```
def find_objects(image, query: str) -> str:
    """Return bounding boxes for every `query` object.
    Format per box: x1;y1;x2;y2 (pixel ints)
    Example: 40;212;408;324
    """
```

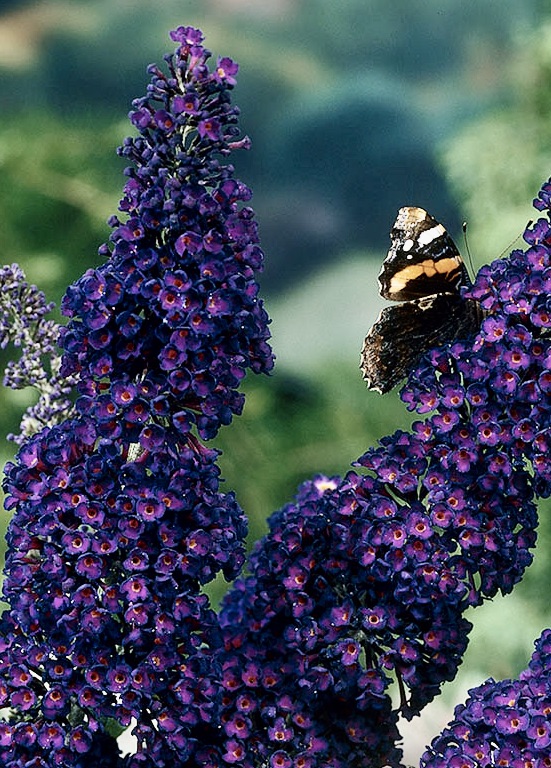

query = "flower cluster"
0;416;246;766
60;25;273;443
422;628;551;767
412;184;551;768
401;198;551;503
214;195;550;766
219;476;403;768
0;264;76;442
0;27;272;767
216;460;533;767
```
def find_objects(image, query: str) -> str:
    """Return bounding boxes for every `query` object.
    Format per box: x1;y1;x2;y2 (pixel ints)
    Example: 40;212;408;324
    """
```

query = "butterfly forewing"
378;206;465;301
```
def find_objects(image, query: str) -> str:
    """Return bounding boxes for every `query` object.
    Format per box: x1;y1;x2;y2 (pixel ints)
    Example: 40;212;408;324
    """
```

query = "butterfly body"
361;206;481;394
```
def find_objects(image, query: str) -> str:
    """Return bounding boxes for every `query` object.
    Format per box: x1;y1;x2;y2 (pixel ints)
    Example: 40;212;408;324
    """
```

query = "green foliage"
214;366;413;545
0;112;124;303
0;0;538;292
440;17;551;263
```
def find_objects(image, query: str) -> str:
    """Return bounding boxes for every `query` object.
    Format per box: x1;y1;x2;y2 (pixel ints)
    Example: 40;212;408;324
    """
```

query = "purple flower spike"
0;264;77;443
217;179;551;766
60;24;274;444
422;629;551;768
0;27;269;767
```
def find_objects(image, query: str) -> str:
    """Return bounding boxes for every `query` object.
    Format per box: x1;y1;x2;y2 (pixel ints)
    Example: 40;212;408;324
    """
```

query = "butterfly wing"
378;206;466;301
360;293;479;393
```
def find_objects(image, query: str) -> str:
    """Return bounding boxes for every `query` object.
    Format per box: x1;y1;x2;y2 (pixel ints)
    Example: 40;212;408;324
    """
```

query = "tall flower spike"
0;27;272;767
60;25;274;444
417;183;551;768
218;184;550;767
1;418;247;766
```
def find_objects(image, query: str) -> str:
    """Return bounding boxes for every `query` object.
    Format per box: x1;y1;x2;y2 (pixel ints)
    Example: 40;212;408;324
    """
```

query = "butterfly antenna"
461;220;475;279
497;220;533;258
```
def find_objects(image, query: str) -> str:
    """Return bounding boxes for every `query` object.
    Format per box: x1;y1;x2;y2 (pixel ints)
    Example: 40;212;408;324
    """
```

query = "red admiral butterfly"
360;206;482;393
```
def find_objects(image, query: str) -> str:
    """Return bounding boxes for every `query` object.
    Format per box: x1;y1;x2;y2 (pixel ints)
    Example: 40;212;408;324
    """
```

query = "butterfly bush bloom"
0;264;76;442
416;183;551;768
60;27;273;442
422;628;551;768
217;191;549;766
1;418;246;766
0;26;273;767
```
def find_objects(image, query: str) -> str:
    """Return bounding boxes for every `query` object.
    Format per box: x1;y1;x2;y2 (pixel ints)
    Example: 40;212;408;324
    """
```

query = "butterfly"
360;206;482;394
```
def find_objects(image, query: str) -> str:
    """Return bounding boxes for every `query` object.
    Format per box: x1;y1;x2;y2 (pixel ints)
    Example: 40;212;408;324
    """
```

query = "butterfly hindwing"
361;293;478;394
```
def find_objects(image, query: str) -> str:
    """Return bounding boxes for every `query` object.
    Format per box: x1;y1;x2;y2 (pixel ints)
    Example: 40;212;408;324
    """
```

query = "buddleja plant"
0;25;549;768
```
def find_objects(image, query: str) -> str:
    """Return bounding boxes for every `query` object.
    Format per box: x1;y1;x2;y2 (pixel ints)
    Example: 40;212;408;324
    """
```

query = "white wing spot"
417;224;445;247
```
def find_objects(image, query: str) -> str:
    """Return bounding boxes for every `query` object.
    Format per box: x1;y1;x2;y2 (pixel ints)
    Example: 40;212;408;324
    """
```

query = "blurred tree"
260;74;456;289
440;15;551;263
0;0;540;291
0;113;123;301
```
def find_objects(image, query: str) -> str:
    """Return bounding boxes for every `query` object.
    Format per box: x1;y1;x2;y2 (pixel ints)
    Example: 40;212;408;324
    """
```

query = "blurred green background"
1;0;550;761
